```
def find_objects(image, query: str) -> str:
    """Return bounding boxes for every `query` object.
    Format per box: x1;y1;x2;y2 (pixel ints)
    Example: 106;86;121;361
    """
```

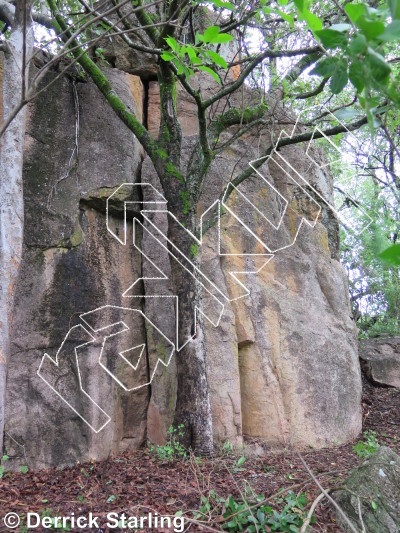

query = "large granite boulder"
1;55;362;469
360;337;400;388
333;446;400;532
2;66;149;469
143;80;362;450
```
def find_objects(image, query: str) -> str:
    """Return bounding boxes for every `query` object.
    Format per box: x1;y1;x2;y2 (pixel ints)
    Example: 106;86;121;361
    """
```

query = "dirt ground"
0;377;399;532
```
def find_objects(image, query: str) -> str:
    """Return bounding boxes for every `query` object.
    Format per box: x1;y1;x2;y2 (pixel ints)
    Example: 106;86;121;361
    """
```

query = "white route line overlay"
37;306;174;431
38;104;373;432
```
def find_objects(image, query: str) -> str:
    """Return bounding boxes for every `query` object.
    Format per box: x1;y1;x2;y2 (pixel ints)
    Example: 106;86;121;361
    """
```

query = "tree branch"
201;115;368;235
202;45;322;109
294;77;329;100
297;453;360;533
0;0;54;28
134;0;159;45
208;103;268;144
77;0;162;55
0;0;14;25
232;115;368;190
283;50;324;84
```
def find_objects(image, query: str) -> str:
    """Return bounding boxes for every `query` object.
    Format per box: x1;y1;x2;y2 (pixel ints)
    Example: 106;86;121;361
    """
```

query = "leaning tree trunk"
0;0;33;451
166;210;214;455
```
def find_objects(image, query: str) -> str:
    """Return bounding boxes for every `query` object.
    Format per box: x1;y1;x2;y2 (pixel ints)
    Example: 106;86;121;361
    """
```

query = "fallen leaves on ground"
0;378;398;532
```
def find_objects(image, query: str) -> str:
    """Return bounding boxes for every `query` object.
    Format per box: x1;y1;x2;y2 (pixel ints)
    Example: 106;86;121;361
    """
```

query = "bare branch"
300;491;329;533
230;115;368;190
294;77;329;100
202;45;322;109
0;0;14;25
0;0;54;28
77;0;162;55
298;453;359;533
201;115;368;235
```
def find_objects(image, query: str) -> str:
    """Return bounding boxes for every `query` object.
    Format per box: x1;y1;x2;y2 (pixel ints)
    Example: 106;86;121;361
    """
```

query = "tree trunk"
0;0;33;451
166;209;214;455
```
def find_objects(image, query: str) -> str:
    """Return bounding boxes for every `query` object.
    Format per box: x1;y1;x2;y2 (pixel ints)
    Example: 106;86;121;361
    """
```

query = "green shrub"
148;424;187;462
0;454;9;478
195;489;309;532
353;430;380;458
222;491;308;532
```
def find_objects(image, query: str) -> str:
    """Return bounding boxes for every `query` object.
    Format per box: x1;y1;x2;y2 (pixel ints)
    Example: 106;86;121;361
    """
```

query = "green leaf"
107;494;117;503
20;465;28;474
330;62;348;93
334;108;360;120
209;33;233;44
349;61;365;91
371;500;378;511
175;61;184;75
293;0;304;11
203;25;220;43
365;105;379;134
208;0;235;10
161;52;175;61
303;9;323;31
366;48;391;82
237;456;246;466
330;23;352;32
277;0;289;5
202;25;232;44
356;17;385;40
315;29;348;48
388;0;400;19
198;65;221;83
310;56;339;77
186;46;198;64
345;3;365;22
348;33;368;54
205;50;227;68
378;244;400;265
165;36;178;51
379;20;400;41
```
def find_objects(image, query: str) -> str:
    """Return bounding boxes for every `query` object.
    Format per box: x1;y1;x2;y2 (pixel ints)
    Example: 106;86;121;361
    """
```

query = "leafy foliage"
148;424;187;462
196;489;310;532
161;27;233;82
0;454;8;478
302;1;400;131
353;430;380;458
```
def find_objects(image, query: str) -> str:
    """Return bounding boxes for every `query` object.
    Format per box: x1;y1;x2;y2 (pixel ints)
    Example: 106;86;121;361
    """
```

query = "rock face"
145;83;362;450
333;446;400;532
1;56;362;469
360;337;400;388
3;67;149;469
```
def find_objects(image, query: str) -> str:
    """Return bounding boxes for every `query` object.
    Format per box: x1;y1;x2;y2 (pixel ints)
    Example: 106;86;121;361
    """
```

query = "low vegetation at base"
148;424;187;462
195;489;310;533
352;429;380;458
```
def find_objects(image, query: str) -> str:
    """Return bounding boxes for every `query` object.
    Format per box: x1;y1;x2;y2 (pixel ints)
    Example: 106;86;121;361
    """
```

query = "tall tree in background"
1;0;399;453
0;0;33;450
